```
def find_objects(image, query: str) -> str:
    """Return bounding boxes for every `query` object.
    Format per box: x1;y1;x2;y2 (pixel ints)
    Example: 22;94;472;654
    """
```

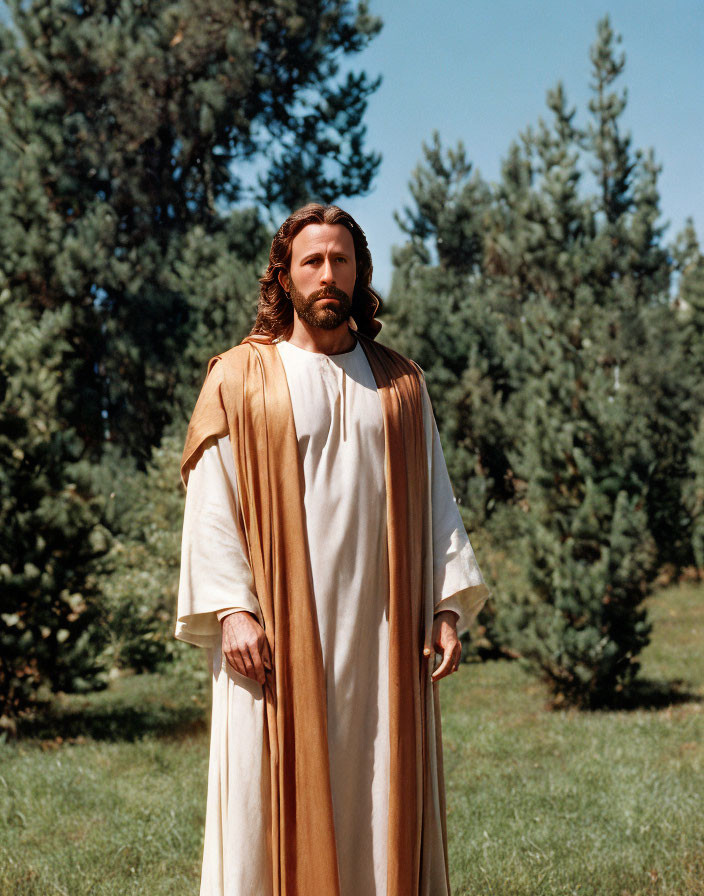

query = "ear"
278;269;290;293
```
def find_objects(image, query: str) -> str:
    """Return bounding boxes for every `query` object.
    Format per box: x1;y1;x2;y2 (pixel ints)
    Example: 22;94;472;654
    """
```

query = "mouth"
310;287;348;303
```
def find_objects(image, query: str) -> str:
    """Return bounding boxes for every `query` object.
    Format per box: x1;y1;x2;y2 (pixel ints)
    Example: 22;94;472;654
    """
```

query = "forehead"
290;223;355;260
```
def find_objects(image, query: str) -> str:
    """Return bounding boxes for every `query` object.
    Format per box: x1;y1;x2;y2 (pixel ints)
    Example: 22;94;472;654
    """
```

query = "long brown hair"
249;204;383;341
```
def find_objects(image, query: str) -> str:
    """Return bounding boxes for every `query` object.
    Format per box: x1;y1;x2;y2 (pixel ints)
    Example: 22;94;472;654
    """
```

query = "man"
177;204;488;896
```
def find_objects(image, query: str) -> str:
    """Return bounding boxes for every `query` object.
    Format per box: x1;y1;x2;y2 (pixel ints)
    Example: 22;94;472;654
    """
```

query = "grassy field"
1;583;702;895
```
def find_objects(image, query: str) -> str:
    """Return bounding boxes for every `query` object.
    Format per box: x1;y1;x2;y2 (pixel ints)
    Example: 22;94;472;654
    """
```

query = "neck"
288;316;357;355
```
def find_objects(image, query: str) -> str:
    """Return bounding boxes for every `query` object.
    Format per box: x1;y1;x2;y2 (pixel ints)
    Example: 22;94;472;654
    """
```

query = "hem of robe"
175;597;264;648
437;583;490;633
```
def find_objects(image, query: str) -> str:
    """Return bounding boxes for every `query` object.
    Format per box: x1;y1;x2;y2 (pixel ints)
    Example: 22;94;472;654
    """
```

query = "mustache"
308;286;350;302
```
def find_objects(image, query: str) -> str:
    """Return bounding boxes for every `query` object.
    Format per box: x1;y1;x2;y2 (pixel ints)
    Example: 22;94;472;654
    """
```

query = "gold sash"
181;333;435;895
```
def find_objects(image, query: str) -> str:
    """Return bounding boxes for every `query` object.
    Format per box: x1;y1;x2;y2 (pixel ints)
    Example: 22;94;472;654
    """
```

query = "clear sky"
343;0;704;292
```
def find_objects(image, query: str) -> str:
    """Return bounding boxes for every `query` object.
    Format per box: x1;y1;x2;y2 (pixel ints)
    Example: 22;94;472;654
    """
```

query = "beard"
289;283;353;330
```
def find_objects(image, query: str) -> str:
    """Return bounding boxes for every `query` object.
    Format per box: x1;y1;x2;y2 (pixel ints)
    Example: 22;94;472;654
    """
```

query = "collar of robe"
181;331;443;895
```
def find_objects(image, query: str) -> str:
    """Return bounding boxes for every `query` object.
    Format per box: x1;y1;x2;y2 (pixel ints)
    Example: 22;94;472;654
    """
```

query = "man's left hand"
429;610;461;682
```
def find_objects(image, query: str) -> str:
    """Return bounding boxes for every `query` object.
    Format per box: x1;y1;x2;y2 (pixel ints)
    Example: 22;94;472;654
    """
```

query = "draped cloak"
179;332;488;895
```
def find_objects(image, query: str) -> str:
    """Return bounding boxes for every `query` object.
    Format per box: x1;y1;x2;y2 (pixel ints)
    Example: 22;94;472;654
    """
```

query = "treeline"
0;6;701;716
0;0;381;715
385;19;704;706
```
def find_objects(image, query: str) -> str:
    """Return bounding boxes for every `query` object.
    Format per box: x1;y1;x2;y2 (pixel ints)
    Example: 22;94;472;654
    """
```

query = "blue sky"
343;0;704;291
2;2;701;293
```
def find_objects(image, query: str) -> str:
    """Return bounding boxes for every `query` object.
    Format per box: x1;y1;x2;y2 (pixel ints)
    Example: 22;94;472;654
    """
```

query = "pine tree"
385;134;510;524
384;135;522;660
97;435;185;674
499;295;656;706
0;0;381;462
588;17;634;231
584;19;687;569
676;224;704;566
495;18;673;704
0;289;110;715
689;417;704;570
387;17;686;703
0;0;382;712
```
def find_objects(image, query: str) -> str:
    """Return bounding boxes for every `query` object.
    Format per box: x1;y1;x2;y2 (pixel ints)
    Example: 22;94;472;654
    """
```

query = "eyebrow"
299;249;351;263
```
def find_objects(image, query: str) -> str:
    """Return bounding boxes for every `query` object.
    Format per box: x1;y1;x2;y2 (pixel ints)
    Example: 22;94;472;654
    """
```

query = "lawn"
443;582;704;896
1;583;702;895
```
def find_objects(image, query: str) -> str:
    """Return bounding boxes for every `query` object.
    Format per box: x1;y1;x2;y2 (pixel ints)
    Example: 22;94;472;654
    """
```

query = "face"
279;223;357;330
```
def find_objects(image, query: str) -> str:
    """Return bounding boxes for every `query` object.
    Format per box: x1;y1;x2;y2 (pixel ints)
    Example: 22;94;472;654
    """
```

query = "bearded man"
176;203;488;896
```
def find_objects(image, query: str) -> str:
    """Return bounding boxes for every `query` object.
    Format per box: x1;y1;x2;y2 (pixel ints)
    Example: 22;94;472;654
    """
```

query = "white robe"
177;338;488;896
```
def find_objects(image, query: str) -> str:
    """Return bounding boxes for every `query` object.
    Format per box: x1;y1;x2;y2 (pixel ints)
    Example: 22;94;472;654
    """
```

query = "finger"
261;637;273;671
240;647;255;679
433;630;450;654
432;648;455;682
233;630;256;680
225;649;247;678
221;631;245;676
246;642;265;685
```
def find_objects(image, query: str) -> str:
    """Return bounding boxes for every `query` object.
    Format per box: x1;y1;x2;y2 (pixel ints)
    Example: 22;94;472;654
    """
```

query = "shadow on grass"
14;698;208;743
610;676;703;711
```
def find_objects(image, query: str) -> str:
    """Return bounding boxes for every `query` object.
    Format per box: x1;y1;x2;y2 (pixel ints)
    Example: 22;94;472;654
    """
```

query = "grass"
0;668;211;896
0;583;702;895
444;582;704;896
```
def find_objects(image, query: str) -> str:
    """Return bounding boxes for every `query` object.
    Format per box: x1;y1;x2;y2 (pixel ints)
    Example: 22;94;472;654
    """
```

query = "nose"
320;256;335;285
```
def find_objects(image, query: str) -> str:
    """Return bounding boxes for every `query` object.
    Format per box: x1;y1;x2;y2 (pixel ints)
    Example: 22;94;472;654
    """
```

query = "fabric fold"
180;332;464;895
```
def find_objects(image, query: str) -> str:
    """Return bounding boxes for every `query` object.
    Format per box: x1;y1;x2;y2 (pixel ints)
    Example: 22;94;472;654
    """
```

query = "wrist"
218;609;257;625
434;609;459;626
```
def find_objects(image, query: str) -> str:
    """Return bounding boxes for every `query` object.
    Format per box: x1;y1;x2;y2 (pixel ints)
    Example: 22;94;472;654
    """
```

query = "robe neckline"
276;325;359;358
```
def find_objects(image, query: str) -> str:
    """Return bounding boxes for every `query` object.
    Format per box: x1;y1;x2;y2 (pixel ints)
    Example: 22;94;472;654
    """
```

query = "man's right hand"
221;611;272;686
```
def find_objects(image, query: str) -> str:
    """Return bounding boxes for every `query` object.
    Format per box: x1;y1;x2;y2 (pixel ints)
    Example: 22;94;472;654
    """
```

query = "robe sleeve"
420;378;490;632
175;434;261;648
